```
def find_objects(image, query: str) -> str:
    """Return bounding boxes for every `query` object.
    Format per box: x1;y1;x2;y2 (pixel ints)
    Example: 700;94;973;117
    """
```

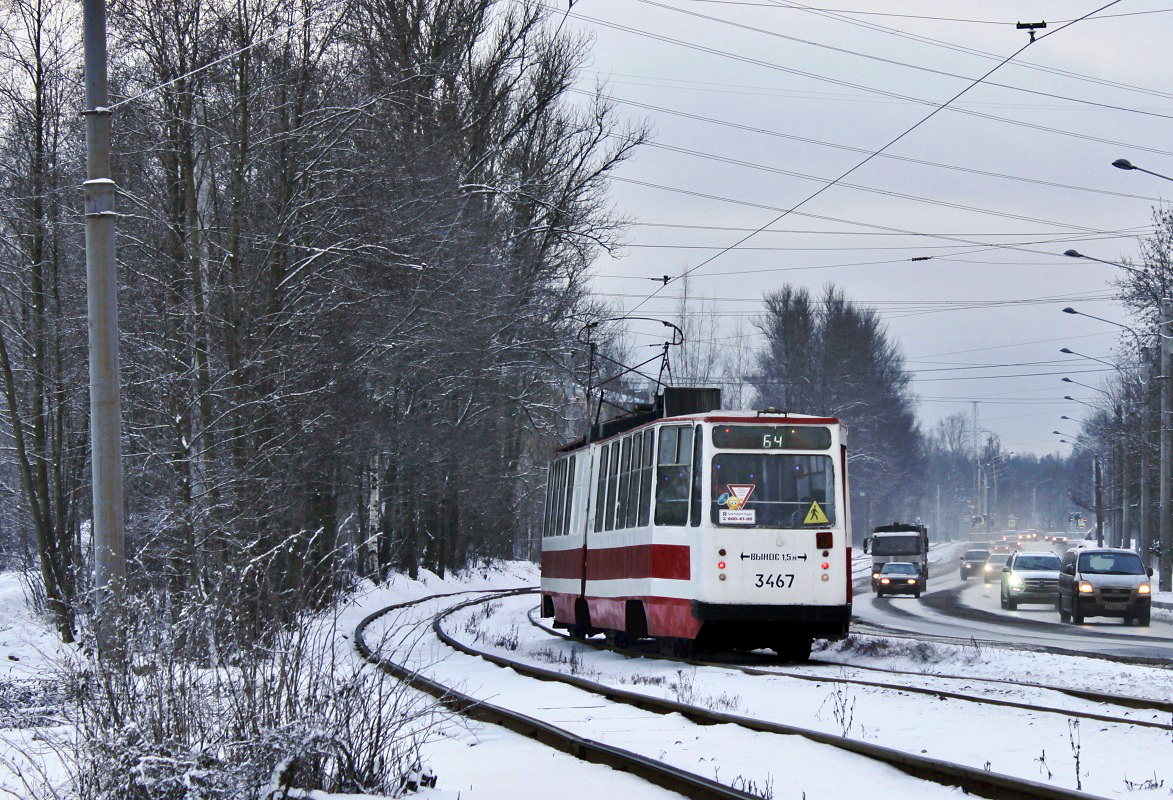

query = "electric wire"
636;0;1173;121
678;0;1173;27
564;9;1173;158
609;175;1144;263
758;0;1173;103
625;137;1157;233
576;91;1169;204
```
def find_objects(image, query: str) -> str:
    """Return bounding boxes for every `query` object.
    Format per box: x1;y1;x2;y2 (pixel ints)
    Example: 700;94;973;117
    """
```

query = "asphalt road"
853;543;1173;661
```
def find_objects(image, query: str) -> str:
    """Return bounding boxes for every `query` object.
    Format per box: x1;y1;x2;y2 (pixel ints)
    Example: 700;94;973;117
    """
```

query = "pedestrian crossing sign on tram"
804;500;829;525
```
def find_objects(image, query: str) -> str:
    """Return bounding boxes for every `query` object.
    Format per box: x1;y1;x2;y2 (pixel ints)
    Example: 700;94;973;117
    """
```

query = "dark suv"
960;548;990;580
1058;548;1153;626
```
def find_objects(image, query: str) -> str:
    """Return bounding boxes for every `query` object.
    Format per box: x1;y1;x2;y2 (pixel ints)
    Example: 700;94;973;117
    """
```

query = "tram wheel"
771;637;812;663
656;637;693;658
604;629;631;648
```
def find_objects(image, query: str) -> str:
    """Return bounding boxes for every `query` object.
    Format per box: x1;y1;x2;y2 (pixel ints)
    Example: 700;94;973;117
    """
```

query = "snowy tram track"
360;591;1111;800
355;588;765;800
525;610;1173;729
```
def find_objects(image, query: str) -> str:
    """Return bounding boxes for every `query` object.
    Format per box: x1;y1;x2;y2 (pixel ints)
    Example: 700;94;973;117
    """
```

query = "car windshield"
881;563;917;575
1078;552;1146;575
964;550;990;560
1013;555;1061;571
871;534;923;556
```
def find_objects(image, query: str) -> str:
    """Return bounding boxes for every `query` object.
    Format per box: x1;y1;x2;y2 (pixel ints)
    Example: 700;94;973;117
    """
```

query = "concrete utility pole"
1094;456;1104;548
83;0;126;653
1140;365;1152;566
1161;299;1173;590
1117;404;1128;549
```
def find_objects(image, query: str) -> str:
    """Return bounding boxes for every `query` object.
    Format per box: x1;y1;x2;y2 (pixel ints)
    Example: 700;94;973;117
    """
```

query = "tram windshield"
710;454;836;528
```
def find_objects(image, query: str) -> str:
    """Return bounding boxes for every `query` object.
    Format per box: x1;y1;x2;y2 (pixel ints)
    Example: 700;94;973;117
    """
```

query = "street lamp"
1060;347;1121;372
1061;306;1149;351
1112;158;1173;183
1061;376;1111;397
1112;159;1173;586
1063;249;1146;278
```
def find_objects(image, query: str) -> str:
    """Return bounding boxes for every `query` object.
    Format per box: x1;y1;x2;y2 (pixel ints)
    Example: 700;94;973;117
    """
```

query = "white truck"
864;523;930;593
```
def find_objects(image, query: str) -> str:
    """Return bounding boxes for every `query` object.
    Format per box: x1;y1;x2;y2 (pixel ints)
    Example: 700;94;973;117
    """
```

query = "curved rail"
526;608;1173;728
355;588;764;800
429;594;1107;800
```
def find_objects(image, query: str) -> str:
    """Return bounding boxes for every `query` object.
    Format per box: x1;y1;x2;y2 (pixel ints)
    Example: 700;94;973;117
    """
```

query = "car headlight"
985;564;993;571
880;578;891;584
1078;581;1094;593
872;572;881;579
1138;583;1151;595
906;578;916;584
1009;576;1024;588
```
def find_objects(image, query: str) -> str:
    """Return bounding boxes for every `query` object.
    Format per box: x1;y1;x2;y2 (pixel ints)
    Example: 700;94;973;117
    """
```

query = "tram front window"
711;454;836;528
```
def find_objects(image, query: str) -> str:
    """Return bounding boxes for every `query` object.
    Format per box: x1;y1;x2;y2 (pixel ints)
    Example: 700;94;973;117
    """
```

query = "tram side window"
626;431;643;529
617;436;633;529
594;444;609;533
638;432;654;526
689;425;703;527
543;464;555;538
655;425;692;526
560;455;575;536
614;436;624;530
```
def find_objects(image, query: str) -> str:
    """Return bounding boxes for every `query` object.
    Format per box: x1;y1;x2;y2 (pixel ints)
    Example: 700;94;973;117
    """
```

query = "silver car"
1000;551;1062;610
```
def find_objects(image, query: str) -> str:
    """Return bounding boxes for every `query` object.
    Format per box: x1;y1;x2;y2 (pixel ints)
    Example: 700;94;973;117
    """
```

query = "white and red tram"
539;389;852;659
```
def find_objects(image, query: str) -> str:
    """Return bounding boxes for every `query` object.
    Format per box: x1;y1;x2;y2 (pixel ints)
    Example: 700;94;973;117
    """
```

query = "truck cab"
864;523;929;593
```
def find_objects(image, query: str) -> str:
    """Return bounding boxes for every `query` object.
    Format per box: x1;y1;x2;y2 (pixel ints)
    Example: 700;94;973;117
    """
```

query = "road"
853;542;1173;661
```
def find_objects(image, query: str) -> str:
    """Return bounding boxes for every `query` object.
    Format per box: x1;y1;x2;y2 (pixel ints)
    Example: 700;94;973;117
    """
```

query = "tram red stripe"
542;544;690;581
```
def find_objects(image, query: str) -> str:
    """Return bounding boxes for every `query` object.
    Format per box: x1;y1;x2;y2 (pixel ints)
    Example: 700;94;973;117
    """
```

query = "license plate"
1103;602;1127;610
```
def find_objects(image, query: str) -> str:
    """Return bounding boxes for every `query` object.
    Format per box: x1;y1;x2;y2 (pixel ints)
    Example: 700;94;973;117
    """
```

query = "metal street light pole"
84;0;126;655
1110;159;1173;586
1061;352;1132;548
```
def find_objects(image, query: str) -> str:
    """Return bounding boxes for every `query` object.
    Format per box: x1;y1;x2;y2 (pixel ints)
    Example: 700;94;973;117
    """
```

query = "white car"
1000;551;1062;610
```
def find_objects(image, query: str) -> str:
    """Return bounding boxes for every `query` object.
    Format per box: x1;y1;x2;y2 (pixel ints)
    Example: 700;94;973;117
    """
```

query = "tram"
539;388;852;660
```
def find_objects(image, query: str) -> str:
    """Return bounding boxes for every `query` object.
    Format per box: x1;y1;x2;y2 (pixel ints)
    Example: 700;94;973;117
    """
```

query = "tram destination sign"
712;425;832;450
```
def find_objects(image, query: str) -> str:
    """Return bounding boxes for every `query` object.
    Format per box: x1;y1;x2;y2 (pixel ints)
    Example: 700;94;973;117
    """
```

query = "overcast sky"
560;0;1173;455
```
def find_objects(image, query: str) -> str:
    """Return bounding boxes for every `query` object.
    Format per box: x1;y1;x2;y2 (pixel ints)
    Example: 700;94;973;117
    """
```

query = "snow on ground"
0;564;698;800
1;561;1170;799
434;592;1173;799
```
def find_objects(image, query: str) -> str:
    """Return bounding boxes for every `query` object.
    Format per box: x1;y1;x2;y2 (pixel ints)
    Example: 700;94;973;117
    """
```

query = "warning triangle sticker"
804;500;830;525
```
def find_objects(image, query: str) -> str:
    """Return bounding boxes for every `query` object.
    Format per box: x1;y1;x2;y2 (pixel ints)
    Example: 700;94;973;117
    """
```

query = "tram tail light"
816;531;833;549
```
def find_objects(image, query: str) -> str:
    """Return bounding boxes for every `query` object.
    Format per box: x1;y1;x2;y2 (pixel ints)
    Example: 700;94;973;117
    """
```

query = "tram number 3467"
754;573;796;588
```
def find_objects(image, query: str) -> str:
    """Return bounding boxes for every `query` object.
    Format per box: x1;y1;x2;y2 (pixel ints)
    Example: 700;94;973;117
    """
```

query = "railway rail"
527;608;1173;727
356;588;1111;800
